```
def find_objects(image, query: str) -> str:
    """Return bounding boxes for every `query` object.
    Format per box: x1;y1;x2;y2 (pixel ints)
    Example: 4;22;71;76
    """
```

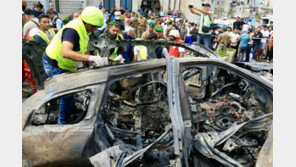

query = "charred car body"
22;39;273;167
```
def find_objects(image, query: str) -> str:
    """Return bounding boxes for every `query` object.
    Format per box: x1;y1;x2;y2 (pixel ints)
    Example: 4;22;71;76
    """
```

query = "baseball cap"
149;21;155;27
222;27;227;31
202;3;211;7
24;8;34;15
108;21;119;25
155;27;163;32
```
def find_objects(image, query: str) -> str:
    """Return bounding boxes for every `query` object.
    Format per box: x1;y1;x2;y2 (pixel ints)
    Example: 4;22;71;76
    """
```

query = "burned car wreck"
22;39;272;167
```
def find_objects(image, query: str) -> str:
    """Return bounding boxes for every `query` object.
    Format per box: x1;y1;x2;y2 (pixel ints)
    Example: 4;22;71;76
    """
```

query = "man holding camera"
189;3;214;49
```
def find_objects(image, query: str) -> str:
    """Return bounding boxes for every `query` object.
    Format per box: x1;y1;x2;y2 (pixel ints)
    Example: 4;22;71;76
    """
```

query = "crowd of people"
22;1;273;64
21;1;274;124
213;17;273;63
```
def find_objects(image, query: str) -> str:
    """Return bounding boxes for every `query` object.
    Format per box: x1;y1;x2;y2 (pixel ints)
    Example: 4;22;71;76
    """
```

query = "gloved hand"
89;55;104;66
120;58;125;64
114;55;123;62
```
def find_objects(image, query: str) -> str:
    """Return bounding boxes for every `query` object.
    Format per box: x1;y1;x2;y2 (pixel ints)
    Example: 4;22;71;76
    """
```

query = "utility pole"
43;0;50;13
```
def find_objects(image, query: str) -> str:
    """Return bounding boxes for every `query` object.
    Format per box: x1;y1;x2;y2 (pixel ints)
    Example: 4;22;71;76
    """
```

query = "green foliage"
215;51;228;58
227;48;236;52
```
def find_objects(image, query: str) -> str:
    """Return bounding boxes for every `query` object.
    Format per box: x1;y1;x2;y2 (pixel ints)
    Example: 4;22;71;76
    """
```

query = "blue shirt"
32;8;44;18
239;34;250;47
99;5;103;10
52;16;63;30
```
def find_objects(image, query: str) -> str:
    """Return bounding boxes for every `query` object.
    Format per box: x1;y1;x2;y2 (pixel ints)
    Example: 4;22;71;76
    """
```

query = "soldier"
155;27;168;41
130;12;139;37
216;27;230;53
141;21;155;40
138;13;147;38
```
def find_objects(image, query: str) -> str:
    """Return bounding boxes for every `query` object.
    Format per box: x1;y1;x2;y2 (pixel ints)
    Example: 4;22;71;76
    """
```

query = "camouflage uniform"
138;17;147;38
130;16;139;37
141;30;155;40
216;32;230;53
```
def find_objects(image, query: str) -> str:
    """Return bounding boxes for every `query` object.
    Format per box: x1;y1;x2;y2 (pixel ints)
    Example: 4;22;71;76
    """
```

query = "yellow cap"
81;6;104;27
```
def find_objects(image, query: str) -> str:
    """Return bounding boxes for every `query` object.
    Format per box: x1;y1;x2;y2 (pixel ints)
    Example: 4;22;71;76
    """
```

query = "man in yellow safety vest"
42;6;105;124
31;14;55;46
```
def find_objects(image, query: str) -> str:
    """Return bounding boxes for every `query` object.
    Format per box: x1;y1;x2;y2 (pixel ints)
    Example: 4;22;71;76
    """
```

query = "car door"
22;83;106;167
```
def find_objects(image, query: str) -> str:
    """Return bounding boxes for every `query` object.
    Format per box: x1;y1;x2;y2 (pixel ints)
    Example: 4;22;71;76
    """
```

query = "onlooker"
238;30;251;62
101;8;108;21
190;24;199;44
125;9;131;18
22;0;27;11
168;30;185;58
180;24;187;42
216;27;230;53
258;25;270;61
155;27;167;41
114;8;121;21
226;27;232;34
251;27;263;61
124;18;131;33
246;29;253;62
32;14;55;46
141;21;156;40
138;13;147;38
73;12;79;19
99;2;103;10
242;20;250;33
123;28;137;62
22;11;27;28
229;28;240;59
233;17;243;31
32;2;44;18
266;33;273;63
49;2;58;16
46;9;63;32
23;9;39;38
166;21;175;38
120;7;126;15
78;9;83;15
185;23;193;44
189;3;214;49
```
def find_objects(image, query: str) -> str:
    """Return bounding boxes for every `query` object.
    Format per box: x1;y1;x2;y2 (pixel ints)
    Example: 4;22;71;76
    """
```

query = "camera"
189;5;193;8
210;23;219;30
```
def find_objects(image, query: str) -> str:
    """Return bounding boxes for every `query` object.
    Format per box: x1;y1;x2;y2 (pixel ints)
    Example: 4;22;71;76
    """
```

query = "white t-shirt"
230;33;240;47
260;30;270;43
186;27;193;36
114;11;121;20
242;24;250;33
124;26;131;33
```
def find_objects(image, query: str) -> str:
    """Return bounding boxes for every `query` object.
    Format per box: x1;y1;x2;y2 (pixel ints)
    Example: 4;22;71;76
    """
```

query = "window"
31;89;92;125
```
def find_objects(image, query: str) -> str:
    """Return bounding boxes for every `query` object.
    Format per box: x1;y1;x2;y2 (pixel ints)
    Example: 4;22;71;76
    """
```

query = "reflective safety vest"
45;17;89;71
109;35;120;65
169;37;182;58
138;46;147;60
32;29;55;45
